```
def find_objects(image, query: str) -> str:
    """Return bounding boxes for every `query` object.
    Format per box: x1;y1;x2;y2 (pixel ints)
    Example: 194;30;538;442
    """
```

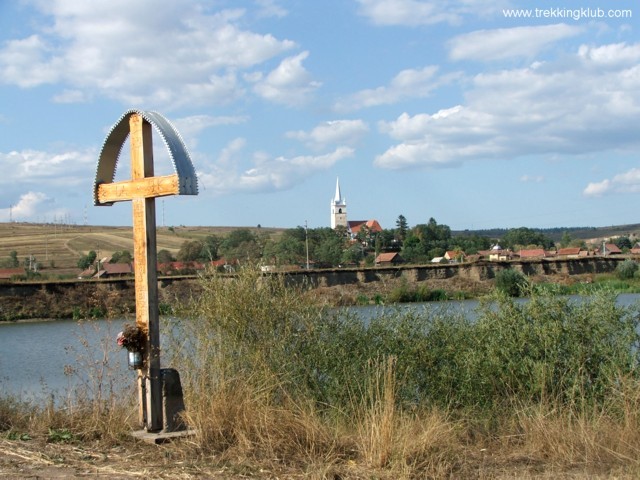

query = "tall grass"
163;267;640;476
3;267;640;477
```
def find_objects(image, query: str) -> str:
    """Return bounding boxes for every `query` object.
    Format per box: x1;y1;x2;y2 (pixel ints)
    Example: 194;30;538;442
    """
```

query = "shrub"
495;268;528;296
617;259;639;279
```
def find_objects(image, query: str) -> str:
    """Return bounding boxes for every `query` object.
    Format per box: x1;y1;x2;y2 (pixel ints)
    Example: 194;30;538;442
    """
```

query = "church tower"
330;177;347;229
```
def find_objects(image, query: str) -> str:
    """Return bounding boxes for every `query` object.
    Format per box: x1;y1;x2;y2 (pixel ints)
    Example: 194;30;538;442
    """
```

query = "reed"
3;267;640;477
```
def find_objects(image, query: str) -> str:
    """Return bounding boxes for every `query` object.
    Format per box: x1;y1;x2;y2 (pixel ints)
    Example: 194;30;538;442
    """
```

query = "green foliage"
157;249;175;264
47;428;74;443
495;268;528;296
77;250;96;270
109;250;132;263
395;214;408;241
616;259;639;279
501;227;554;250
0;250;20;268
613;236;633;251
177;239;204;262
172;271;640;421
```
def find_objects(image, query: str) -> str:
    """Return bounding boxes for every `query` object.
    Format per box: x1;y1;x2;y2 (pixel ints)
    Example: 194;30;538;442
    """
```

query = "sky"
0;0;638;231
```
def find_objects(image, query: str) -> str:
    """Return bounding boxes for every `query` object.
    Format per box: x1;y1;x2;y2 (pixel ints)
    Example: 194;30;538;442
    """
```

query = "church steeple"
330;177;347;229
333;177;343;204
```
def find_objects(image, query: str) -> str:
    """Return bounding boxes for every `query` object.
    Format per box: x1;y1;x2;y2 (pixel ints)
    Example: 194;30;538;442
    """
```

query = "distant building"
348;219;383;237
330;178;347;229
375;252;403;266
519;249;547;259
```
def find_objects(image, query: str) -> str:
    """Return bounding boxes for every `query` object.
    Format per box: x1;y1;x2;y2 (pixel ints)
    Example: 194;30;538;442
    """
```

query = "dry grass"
3;376;640;478
0;222;284;274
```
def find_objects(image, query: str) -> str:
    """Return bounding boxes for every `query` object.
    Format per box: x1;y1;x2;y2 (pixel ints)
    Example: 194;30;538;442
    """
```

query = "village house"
557;247;582;259
375;252;403;266
95;262;133;278
518;248;547;259
444;250;465;263
600;243;623;255
0;268;25;281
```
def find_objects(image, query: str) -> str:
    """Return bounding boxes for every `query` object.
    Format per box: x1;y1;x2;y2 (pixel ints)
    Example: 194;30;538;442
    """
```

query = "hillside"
2;221;639;278
453;223;640;243
0;223;284;276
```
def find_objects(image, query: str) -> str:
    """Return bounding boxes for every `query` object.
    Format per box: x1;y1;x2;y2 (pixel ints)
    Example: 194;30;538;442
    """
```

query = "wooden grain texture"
129;114;163;432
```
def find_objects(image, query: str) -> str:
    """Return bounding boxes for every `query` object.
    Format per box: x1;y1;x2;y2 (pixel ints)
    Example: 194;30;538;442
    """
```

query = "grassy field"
0;222;283;275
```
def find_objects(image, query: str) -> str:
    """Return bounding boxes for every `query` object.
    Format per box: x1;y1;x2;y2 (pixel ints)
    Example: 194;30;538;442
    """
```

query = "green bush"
616;259;639;279
171;269;640;419
495;268;528;296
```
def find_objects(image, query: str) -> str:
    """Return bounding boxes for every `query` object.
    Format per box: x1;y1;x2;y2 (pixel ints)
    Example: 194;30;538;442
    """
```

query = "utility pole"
305;220;310;270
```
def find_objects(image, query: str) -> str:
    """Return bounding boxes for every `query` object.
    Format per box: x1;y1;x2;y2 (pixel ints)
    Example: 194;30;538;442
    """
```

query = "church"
330;178;383;236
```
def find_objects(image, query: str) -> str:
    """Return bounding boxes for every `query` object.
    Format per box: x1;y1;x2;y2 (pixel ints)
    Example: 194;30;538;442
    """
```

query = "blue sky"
0;0;638;231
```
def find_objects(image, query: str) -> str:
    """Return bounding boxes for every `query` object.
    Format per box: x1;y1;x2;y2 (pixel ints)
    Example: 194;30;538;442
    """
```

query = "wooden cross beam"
94;110;197;432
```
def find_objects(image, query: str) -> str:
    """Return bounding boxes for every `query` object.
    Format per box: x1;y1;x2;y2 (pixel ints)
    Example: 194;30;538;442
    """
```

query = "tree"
616;259;638;279
342;244;364;265
157;249;175;264
395;214;408;241
200;235;221;261
502;227;554;250
495;269;528;297
8;250;18;267
77;250;97;270
559;231;573;248
177;240;204;262
219;229;259;260
110;250;132;263
613;236;633;251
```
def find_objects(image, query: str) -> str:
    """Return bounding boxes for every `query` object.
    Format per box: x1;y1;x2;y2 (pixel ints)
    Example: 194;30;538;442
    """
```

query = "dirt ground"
0;436;237;480
2;435;640;480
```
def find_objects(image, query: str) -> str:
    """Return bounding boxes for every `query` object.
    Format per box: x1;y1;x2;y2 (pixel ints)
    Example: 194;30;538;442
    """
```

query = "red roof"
604;243;622;254
0;268;25;279
557;247;581;256
375;252;402;264
101;263;133;275
519;249;546;258
348;219;383;234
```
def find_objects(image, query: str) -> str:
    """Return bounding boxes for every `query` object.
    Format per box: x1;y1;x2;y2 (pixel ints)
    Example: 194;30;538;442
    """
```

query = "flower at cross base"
116;323;145;352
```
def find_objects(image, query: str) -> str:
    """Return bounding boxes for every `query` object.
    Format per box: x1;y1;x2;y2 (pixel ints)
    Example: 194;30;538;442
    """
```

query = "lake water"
2;293;640;402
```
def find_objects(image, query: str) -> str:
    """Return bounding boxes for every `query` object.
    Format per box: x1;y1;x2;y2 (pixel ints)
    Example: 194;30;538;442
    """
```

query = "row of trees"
172;217;565;268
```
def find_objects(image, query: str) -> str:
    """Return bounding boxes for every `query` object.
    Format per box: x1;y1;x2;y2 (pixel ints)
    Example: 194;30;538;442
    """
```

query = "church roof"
348;219;383;234
332;177;345;205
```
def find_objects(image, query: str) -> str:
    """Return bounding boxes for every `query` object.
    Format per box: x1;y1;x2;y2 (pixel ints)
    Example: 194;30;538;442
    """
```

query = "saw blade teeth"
93;109;199;206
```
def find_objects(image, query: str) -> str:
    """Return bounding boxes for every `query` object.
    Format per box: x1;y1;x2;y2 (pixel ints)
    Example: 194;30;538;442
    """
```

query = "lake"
2;293;640;401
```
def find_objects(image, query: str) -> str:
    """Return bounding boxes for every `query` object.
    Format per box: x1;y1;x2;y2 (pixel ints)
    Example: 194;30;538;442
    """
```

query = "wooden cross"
94;110;197;431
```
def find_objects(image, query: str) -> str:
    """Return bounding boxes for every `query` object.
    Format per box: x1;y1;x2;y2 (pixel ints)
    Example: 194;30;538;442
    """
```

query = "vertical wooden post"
129;114;163;432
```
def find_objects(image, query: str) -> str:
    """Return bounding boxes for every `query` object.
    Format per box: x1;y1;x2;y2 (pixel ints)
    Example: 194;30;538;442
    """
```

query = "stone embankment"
0;257;625;320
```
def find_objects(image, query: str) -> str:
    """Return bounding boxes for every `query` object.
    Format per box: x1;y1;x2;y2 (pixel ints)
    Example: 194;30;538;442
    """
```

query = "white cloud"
286;120;369;150
356;0;508;26
583;168;640;197
254;0;288;18
52;89;90;103
520;175;545;183
198;140;353;195
448;24;583;62
0;191;69;222
172;114;248;149
0;148;95;185
250;51;321;106
334;66;446;112
0;0;299;109
375;42;640;169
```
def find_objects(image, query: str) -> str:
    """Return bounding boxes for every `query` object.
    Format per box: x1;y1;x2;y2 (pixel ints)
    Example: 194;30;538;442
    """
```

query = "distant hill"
0;223;284;276
2;221;640;278
453;224;640;242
